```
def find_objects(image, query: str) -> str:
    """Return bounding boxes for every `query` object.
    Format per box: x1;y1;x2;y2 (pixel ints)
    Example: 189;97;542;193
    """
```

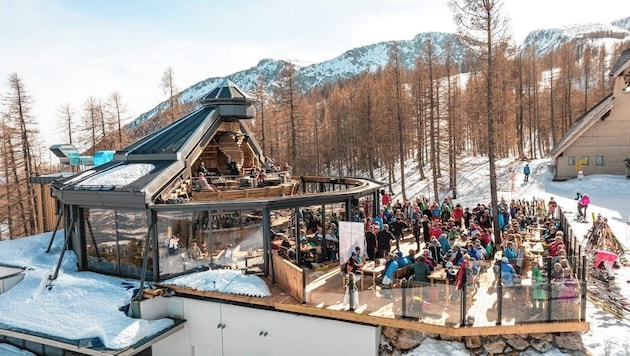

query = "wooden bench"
394;265;412;280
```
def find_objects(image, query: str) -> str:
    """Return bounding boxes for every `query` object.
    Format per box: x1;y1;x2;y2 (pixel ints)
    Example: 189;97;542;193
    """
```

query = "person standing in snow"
547;197;557;218
523;163;531;182
578;194;590;219
574;191;583;215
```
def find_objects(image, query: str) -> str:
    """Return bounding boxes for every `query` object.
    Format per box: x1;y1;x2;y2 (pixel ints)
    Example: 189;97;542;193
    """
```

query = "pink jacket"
579;195;590;206
595;250;618;267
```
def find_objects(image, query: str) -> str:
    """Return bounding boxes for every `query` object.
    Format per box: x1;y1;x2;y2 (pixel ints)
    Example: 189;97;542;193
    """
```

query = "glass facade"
157;209;265;279
84;209;150;278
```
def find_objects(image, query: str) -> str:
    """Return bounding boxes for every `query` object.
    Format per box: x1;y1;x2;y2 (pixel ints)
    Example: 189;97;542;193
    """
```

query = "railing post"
401;279;407;317
546;257;553;322
461;285;467;326
496;261;503;325
580;256;587;321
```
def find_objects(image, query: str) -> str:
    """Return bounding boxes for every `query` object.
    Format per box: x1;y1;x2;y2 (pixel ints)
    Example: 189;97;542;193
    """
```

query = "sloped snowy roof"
609;47;630;77
547;93;614;158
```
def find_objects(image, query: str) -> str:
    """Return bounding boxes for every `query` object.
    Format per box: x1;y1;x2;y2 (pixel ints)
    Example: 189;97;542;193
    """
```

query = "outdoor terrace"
163;233;589;337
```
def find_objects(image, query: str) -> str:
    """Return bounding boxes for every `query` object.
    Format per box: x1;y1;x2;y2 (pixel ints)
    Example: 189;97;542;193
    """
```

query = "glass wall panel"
84;209;148;278
85;209;118;274
116;210;149;278
208;210;265;270
157;211;196;278
157;209;266;279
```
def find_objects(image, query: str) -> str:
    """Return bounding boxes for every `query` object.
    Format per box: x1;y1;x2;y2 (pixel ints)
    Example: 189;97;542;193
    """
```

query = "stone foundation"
379;327;589;355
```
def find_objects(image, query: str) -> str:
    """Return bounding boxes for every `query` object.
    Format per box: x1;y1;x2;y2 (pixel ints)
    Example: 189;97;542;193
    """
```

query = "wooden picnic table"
428;266;460;301
361;261;385;291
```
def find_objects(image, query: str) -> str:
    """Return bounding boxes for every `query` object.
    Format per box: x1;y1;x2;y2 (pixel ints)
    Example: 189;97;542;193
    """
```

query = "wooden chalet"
548;48;630;180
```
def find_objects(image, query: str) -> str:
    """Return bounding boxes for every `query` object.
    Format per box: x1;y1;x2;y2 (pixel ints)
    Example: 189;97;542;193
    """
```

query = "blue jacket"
503;247;516;263
438;236;451;254
524;166;530;174
384;260;399;279
500;262;518;285
373;216;383;230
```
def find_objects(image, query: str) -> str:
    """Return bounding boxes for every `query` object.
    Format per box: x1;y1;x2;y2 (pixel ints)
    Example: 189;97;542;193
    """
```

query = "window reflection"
84;209;149;278
157;209;264;280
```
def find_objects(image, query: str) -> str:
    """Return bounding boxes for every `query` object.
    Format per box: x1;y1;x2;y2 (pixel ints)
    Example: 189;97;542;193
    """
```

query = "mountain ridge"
128;16;630;131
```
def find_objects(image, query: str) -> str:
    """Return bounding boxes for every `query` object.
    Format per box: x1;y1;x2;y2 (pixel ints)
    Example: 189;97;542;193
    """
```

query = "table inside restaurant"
360;261;385;291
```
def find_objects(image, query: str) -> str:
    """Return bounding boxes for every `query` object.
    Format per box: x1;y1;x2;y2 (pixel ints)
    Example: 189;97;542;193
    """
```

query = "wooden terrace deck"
160;236;589;337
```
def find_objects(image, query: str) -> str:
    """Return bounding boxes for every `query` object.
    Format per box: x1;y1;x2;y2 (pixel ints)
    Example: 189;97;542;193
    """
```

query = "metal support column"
262;207;272;279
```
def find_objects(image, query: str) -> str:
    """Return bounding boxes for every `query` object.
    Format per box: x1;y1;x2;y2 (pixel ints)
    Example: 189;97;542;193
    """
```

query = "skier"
578;193;590;221
523;163;530;182
574;191;583;218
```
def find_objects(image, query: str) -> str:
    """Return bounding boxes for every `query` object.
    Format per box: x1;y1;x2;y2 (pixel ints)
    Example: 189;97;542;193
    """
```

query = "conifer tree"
450;0;511;245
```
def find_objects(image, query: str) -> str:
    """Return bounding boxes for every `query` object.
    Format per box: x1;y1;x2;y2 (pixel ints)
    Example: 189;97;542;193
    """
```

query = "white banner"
339;221;365;265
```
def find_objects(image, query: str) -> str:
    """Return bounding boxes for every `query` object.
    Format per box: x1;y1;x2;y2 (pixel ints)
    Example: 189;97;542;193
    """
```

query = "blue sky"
0;0;626;151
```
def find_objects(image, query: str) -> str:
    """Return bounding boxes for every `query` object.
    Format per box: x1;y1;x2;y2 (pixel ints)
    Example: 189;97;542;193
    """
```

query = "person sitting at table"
256;168;267;185
552;248;567;265
189;241;206;259
452;245;464;265
544;225;559;243
502;241;516;264
427;237;444;265
500;257;519;285
420;250;436;270
437;233;451;255
280;236;295;260
514;245;530;275
227;160;240;176
394;251;409;267
467;242;482;261
405;249;417;266
412;255;431;283
196;161;208;175
444;261;457;283
550;262;564;281
196;171;217;191
444;245;463;267
548;236;565;258
346;251;363;275
354;246;363;264
381;253;399;287
472;241;486;261
531;261;547;312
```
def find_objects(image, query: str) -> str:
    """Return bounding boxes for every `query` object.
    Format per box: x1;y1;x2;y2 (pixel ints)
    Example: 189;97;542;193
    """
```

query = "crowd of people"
338;191;587;319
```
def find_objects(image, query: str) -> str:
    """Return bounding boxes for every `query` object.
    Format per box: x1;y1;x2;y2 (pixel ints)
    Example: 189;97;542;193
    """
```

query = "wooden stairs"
219;137;244;169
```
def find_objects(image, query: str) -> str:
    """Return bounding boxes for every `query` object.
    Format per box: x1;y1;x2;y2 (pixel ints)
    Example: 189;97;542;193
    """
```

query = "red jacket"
429;227;443;239
452;207;464;221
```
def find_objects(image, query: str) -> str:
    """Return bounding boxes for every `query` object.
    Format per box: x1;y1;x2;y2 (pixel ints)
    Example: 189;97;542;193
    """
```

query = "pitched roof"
547;93;614;158
51;79;260;208
609;48;630;77
200;78;254;106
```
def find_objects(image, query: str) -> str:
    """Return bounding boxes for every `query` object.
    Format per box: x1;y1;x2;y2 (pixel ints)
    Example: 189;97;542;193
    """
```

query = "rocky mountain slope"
129;16;630;130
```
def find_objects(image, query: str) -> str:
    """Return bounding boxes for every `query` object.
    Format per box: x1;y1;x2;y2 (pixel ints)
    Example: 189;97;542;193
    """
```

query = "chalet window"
596;156;604;165
567;156;575;165
581;156;589;165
